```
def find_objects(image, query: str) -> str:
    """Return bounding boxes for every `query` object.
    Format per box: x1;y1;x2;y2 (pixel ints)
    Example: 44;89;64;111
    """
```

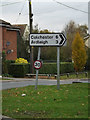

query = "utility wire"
0;1;23;7
15;1;25;23
53;0;88;14
23;0;89;16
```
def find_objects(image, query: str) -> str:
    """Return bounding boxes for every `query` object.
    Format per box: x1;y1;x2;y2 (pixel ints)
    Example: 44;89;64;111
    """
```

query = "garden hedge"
8;62;74;77
8;63;29;77
39;62;74;74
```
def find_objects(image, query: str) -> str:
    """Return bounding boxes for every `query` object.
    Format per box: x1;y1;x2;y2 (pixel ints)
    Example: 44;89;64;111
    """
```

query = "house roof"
0;19;28;36
0;19;11;26
0;19;20;31
13;24;27;36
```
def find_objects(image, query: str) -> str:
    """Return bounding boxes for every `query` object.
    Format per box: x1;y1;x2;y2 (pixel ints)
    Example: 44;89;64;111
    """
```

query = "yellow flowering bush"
15;58;28;64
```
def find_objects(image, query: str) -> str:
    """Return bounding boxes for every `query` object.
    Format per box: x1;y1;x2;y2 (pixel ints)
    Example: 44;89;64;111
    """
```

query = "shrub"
2;73;12;77
6;60;15;76
9;63;29;77
38;62;74;74
72;32;87;72
39;63;57;74
15;58;28;64
60;62;74;74
8;62;74;77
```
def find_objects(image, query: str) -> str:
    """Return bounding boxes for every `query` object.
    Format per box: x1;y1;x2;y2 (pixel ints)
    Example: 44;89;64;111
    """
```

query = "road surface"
0;77;89;90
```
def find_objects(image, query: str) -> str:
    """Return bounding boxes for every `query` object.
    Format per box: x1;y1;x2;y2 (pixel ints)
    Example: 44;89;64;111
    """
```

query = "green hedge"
38;62;74;74
8;62;74;77
60;62;74;74
8;63;29;77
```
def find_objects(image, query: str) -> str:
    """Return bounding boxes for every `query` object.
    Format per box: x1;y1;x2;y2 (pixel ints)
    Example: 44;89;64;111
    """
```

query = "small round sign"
33;60;42;69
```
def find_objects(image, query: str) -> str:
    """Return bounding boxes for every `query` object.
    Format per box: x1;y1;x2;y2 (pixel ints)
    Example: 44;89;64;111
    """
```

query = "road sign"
33;60;42;69
30;33;66;47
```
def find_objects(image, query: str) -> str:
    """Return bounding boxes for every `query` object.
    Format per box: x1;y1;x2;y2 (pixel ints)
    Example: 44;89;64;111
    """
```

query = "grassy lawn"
2;83;88;119
0;78;13;80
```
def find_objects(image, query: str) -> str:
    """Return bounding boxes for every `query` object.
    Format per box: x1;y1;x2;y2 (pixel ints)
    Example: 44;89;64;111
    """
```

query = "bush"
38;62;74;74
2;52;15;75
72;32;87;72
2;73;12;77
15;58;28;64
60;62;74;74
9;63;29;77
6;60;15;64
39;63;57;74
8;62;74;77
6;60;15;76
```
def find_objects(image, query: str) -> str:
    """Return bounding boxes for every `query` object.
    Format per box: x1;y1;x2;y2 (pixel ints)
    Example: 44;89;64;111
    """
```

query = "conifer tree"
72;32;87;71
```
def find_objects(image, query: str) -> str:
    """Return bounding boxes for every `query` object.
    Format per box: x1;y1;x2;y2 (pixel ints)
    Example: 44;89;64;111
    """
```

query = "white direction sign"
30;33;66;47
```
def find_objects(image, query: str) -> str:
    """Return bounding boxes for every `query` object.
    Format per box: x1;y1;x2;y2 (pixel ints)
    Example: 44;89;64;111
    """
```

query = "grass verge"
2;83;89;119
1;71;89;81
60;72;88;80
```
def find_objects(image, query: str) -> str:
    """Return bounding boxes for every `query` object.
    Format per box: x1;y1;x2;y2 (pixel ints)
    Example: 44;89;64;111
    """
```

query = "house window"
7;50;13;54
6;41;10;46
7;50;11;54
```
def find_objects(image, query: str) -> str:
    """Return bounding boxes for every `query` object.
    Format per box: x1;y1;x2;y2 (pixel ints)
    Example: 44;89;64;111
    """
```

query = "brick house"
0;19;27;60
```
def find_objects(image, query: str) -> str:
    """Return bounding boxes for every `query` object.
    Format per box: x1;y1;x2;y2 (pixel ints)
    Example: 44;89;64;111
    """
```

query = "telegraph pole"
29;0;34;73
88;1;90;34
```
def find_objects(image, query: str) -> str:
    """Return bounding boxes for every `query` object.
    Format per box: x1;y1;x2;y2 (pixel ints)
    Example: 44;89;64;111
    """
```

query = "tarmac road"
0;77;89;90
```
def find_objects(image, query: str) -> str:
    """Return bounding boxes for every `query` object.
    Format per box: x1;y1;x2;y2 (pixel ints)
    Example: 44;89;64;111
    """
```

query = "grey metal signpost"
30;33;66;90
57;47;60;90
35;47;41;89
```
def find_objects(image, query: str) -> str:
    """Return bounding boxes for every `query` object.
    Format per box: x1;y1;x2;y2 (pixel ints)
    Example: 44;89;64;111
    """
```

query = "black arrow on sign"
59;33;66;46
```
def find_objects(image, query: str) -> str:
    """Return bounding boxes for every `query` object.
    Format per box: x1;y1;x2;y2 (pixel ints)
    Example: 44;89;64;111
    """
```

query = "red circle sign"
33;60;42;69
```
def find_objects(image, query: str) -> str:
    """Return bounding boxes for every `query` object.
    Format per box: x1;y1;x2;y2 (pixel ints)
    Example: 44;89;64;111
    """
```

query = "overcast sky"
0;0;89;32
